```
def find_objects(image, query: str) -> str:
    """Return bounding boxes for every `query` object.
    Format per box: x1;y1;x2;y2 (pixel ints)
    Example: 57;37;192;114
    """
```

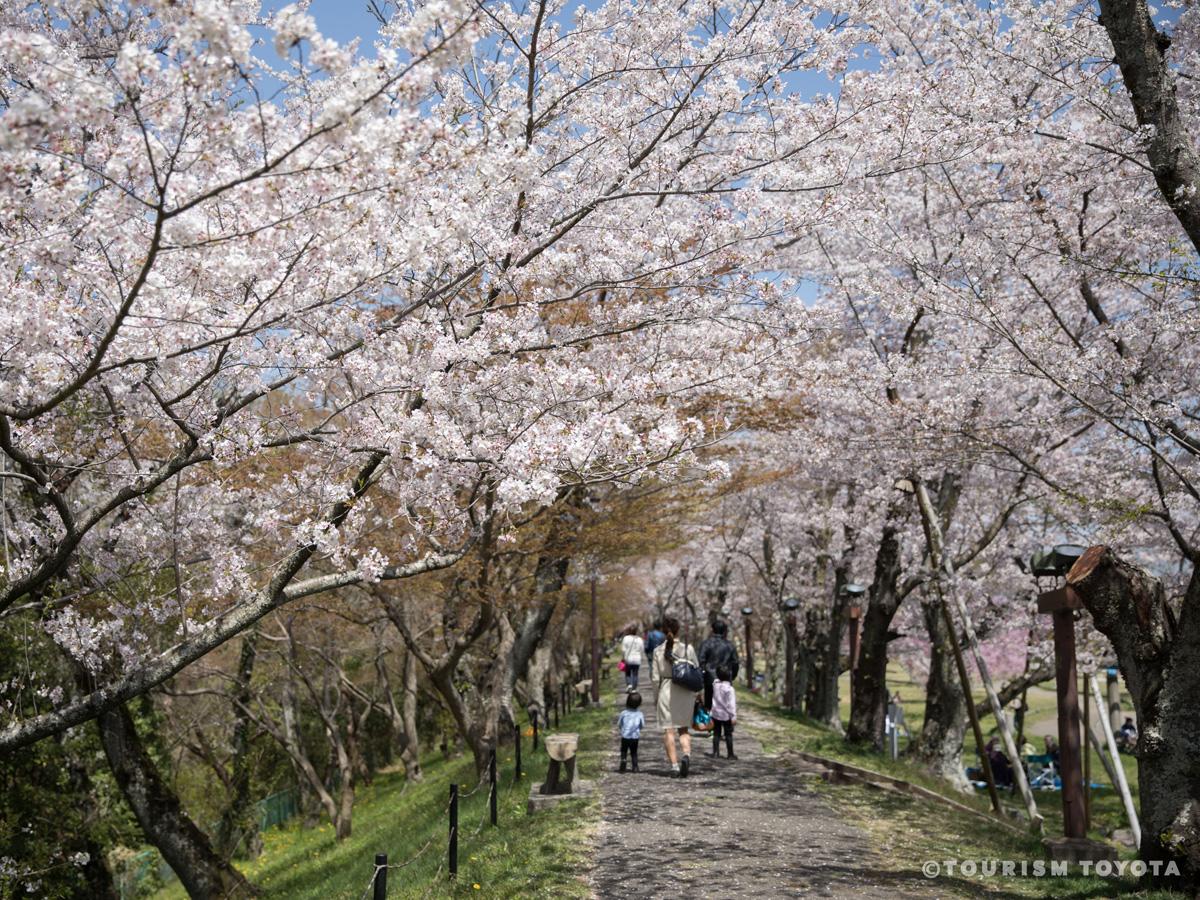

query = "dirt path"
590;683;938;899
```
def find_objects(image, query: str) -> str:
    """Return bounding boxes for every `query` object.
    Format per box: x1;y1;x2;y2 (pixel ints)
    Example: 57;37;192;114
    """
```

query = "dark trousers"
703;671;714;710
624;663;640;690
712;719;734;756
620;737;639;770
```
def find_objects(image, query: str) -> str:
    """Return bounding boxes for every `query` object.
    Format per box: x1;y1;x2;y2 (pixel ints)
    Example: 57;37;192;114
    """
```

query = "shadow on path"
591;683;942;898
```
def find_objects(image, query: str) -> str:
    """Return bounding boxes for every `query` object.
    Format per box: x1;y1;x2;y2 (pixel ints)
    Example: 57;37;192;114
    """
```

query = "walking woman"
620;625;644;692
652;616;701;777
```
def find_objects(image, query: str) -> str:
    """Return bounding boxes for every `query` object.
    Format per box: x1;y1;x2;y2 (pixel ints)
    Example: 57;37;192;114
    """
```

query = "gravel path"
591;683;938;899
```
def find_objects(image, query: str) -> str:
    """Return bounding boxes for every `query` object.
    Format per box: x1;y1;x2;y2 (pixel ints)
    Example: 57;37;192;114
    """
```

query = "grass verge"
155;701;611;899
828;665;1141;843
743;692;1181;899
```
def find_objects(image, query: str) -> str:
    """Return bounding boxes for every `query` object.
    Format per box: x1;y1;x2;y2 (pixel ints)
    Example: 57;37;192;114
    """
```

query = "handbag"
668;647;704;692
617;659;626;672
692;701;714;732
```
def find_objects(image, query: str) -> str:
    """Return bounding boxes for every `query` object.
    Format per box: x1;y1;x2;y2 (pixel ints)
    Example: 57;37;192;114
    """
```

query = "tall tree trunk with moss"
95;701;253;898
399;649;423;782
1068;547;1200;889
911;598;969;789
847;505;904;748
216;627;260;861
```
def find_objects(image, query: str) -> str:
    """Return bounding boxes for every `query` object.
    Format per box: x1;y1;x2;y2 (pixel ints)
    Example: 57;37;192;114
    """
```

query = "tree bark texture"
847;510;903;747
1099;0;1200;256
96;702;253;899
1068;546;1200;887
912;598;969;789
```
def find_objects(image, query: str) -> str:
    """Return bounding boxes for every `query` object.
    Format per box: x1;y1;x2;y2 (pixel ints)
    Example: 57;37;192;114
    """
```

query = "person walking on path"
643;620;666;681
708;665;738;759
619;626;644;692
617;692;644;773
653;616;700;777
698;620;739;711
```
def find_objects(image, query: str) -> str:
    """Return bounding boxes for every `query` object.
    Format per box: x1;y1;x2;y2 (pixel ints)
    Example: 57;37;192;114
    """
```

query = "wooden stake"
1085;720;1120;789
1088;674;1140;848
590;576;600;704
1082;673;1091;830
940;596;1002;815
914;479;1043;831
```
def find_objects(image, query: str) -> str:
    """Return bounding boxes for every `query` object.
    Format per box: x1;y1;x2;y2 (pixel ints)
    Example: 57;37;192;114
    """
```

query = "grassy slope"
156;701;612;900
829;664;1141;843
745;690;1180;899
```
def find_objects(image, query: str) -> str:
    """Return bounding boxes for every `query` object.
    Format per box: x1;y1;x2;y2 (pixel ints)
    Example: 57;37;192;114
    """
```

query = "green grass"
154;701;612;899
822;663;1141;842
744;691;1180;899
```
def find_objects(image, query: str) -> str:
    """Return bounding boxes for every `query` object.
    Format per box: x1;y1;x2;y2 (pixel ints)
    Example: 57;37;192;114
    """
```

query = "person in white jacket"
620;626;644;692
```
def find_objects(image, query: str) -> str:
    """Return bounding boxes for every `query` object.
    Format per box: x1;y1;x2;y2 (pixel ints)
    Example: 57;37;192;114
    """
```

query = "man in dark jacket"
643;621;666;681
698;621;739;710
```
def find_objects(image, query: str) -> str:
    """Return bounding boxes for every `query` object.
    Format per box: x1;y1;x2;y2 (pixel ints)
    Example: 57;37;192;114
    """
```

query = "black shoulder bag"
668;645;704;693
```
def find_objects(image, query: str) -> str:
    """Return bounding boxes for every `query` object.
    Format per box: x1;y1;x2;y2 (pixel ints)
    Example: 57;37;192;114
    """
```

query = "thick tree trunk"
399;649;423;782
330;732;355;841
215;627;259;861
808;508;859;729
808;560;854;729
1068;547;1200;887
385;593;497;777
1099;0;1200;256
912;599;969;789
506;552;569;722
96;702;253;899
847;511;903;747
798;606;824;714
481;616;517;772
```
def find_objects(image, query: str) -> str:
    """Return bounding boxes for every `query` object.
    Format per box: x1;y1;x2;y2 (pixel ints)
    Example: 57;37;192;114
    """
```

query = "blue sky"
291;0;386;50
260;0;848;100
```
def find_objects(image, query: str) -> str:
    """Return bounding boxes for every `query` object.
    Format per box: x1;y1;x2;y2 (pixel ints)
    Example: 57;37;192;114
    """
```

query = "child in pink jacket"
709;665;738;760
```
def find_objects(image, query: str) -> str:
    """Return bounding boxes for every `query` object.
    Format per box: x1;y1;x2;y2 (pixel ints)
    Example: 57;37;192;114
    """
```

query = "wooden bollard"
514;719;522;780
373;853;387;900
448;784;458;878
489;749;497;826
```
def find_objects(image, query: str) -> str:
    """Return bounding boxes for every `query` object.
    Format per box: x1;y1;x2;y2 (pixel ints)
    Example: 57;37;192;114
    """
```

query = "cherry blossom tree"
0;0;845;755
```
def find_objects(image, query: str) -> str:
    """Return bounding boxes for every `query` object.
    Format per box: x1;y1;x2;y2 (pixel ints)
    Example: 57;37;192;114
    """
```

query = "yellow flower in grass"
472;884;481;890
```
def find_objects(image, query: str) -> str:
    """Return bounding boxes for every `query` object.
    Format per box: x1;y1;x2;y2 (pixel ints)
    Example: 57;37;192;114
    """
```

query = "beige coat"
653;640;699;730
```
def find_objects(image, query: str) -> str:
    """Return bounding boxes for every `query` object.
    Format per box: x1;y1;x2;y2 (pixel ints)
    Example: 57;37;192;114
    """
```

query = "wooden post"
1088;675;1141;848
532;708;539;751
914;479;1043;831
1037;587;1087;839
1085;718;1120;788
590;577;601;704
1082;673;1091;830
848;606;862;669
744;617;754;690
448;784;458;879
373;853;387;900
514;720;522;781
847;604;862;705
784;612;796;710
489;749;497;826
940;598;1002;816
